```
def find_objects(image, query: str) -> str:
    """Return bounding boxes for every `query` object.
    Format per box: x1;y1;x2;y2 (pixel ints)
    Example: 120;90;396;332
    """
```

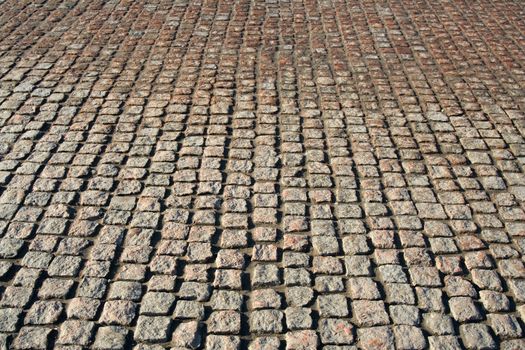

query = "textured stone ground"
0;0;524;349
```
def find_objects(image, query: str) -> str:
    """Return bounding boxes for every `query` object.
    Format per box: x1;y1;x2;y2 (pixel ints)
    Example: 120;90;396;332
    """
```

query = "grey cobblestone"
0;0;524;348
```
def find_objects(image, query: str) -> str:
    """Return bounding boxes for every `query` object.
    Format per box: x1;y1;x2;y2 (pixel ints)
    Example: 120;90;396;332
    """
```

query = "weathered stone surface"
140;292;176;315
67;298;101;320
208;310;241;334
13;326;52;349
25;300;63;325
393;325;427;350
317;295;349;317
57;320;95;346
171;321;202;349
250;310;284;334
0;2;523;347
205;335;240;350
0;306;20;332
319;318;354;345
357;327;395;350
286;330;318;350
353;301;389;327
100;300;137;326
460;324;496;350
134;316;171;343
93;326;128;350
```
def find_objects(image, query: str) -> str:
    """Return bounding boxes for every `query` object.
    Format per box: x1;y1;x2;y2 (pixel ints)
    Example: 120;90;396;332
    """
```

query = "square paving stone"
357;326;395;350
205;335;240;350
208;310;241;334
134;316;171;343
25;300;63;325
171;321;202;349
93;326;129;350
460;324;496;350
13;326;52;349
0;308;21;332
285;330;319;350
57;320;95;346
250;310;284;334
353;300;389;327
319;318;354;345
285;307;312;330
100;300;137;326
317;294;349;317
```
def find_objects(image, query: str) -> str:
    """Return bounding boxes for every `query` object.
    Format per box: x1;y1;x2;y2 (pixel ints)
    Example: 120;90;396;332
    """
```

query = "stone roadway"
0;0;524;349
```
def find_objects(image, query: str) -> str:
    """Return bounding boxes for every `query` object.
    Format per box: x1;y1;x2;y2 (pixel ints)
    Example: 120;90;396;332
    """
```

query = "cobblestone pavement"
0;0;524;349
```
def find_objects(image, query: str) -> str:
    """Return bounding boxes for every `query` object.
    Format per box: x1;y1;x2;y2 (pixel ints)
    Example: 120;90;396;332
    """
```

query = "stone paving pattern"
0;0;524;349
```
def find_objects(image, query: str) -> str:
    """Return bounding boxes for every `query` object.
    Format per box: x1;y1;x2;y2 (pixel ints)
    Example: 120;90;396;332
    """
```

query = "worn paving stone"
357;326;395;350
93;326;129;350
1;0;525;348
393;325;427;350
0;308;21;332
171;321;202;349
24;300;63;325
208;310;241;334
319;318;354;345
13;326;51;349
100;300;137;326
460;323;497;349
353;300;390;327
139;292;176;315
250;309;284;334
285;330;319;350
205;335;240;350
134;316;171;343
57;320;95;346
